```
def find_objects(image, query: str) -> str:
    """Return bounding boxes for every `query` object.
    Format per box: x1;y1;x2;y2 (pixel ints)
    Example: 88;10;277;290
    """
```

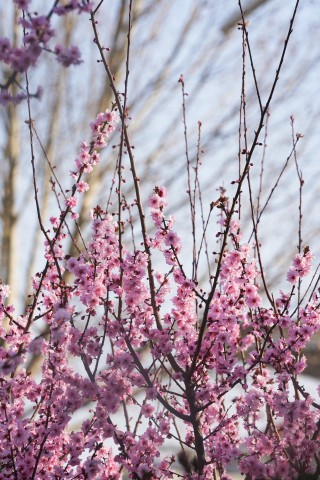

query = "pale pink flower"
76;180;89;193
65;195;77;209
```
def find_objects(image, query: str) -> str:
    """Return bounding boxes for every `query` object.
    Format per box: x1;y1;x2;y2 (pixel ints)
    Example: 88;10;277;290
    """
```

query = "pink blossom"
103;110;114;122
76;180;89;193
287;268;299;284
164;230;181;249
49;216;59;227
55;44;82;67
246;294;261;308
65;196;77;209
148;194;161;209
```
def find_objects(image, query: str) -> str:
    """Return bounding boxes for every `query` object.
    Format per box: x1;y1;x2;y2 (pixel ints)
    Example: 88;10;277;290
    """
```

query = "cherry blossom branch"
90;9;181;375
189;0;301;376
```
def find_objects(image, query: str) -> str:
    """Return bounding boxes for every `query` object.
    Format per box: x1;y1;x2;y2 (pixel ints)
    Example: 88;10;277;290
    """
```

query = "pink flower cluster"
287;247;313;283
54;45;82;67
1;185;320;479
0;2;90;105
89;110;119;149
66;110;118;213
1;115;320;479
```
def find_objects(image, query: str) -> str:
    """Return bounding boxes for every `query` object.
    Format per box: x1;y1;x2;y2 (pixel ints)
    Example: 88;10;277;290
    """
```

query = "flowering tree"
1;1;320;479
1;0;217;307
